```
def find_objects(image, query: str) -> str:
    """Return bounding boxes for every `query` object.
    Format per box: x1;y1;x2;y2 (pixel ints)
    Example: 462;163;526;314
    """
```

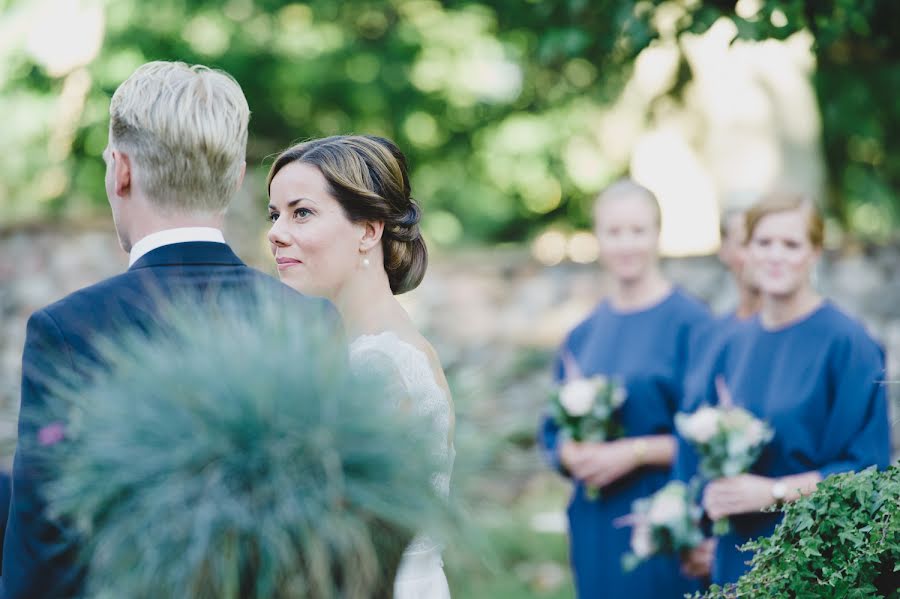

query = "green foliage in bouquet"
675;404;774;536
675;406;774;481
550;376;626;443
38;292;455;599
622;480;705;572
699;465;900;599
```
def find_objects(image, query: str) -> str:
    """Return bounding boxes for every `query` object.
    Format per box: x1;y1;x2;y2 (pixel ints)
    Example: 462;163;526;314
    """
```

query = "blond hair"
746;192;824;248
594;178;662;229
109;61;250;214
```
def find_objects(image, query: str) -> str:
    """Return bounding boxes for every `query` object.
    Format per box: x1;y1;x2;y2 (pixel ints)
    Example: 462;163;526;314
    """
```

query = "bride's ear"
358;220;384;253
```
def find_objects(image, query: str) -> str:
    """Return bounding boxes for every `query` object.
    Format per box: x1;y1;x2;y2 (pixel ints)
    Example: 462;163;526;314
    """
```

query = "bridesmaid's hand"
567;439;639;489
558;439;581;473
702;474;775;520
680;538;715;578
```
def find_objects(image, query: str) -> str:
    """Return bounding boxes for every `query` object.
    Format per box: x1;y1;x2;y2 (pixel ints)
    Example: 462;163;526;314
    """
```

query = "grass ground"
445;514;573;599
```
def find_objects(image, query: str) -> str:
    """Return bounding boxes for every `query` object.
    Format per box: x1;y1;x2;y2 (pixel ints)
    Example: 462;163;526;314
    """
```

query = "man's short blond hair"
109;61;250;214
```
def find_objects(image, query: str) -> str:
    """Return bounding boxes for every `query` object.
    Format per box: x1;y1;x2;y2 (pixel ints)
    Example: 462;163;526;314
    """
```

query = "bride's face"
267;161;365;299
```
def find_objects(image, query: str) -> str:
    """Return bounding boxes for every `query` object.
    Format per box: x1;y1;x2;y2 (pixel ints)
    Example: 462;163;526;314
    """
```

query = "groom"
0;61;338;598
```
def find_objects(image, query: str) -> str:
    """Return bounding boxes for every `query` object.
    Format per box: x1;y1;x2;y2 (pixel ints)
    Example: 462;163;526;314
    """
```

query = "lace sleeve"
350;332;454;501
350;346;415;413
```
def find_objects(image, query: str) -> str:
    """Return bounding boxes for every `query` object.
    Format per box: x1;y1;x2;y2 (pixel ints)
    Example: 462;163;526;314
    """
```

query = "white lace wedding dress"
350;331;454;599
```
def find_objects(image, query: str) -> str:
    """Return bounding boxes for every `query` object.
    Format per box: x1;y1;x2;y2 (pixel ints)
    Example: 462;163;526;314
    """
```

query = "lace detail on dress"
349;332;455;555
349;331;455;495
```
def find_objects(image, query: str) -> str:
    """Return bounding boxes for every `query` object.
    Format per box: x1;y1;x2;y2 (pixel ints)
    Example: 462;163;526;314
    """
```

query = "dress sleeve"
817;333;891;479
674;319;724;484
352;346;413;412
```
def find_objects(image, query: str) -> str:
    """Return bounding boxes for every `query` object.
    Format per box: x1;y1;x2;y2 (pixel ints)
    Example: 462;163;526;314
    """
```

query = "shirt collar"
128;227;226;266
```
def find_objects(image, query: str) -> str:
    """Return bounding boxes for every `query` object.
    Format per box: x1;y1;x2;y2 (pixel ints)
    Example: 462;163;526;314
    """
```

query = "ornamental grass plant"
35;289;453;599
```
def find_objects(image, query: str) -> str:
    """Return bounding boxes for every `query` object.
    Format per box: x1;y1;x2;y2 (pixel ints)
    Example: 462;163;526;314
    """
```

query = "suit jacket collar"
128;241;245;270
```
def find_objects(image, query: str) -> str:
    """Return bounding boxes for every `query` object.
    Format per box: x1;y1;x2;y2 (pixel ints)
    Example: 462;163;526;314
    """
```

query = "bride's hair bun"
389;202;422;243
399;203;420;228
267;135;427;294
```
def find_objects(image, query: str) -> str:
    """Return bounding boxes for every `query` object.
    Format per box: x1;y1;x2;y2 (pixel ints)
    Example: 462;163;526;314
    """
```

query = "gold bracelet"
632;438;649;465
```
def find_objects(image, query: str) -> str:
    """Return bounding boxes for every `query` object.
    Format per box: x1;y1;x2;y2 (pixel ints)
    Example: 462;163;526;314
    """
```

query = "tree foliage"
1;0;897;243
468;0;900;237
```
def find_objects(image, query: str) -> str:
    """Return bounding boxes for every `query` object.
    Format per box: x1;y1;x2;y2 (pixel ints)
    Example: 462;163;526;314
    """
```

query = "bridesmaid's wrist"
631;438;649;466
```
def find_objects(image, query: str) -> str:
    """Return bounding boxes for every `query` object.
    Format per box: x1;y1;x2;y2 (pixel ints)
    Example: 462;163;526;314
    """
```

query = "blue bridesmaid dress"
698;302;890;585
674;312;747;484
539;289;710;598
0;470;9;565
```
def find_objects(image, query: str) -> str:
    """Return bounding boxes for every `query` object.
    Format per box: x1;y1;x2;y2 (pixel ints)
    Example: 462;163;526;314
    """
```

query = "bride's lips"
275;257;302;270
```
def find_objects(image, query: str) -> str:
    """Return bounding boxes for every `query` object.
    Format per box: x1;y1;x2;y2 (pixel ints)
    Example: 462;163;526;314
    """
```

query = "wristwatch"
771;479;787;504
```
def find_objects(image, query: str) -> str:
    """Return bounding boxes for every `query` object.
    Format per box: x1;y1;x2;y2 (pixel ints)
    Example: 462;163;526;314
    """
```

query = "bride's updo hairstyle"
267;135;428;294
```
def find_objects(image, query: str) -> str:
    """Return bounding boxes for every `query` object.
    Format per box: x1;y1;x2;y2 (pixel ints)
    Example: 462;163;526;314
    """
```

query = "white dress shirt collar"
128;227;226;266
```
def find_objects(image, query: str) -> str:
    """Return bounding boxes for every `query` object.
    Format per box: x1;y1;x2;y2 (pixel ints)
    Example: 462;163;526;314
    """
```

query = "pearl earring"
362;255;370;267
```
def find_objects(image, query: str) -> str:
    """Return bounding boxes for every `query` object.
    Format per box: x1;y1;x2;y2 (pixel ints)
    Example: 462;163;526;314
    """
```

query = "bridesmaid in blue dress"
0;470;9;564
677;208;760;581
680;208;760;418
700;193;890;585
539;179;710;598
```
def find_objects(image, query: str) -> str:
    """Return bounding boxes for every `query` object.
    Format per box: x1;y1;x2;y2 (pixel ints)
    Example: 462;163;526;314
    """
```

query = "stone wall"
2;224;899;471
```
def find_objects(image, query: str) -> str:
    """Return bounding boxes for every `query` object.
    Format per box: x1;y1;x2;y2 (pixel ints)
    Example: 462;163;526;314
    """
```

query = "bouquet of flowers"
619;480;705;571
550;374;627;444
675;378;774;534
549;352;627;499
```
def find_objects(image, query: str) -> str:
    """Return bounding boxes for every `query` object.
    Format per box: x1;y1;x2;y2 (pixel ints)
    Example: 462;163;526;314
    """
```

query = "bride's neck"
333;268;404;339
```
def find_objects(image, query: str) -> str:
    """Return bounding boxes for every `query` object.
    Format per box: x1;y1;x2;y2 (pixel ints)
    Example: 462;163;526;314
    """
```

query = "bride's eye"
294;208;312;219
267;212;279;223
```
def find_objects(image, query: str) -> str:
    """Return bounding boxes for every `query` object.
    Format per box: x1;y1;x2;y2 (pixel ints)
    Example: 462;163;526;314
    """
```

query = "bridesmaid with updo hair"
540;178;710;598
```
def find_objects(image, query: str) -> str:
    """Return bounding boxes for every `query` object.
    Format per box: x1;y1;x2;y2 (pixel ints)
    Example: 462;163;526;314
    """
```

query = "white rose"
590;374;609;387
559;379;597;417
721;407;753;431
611;386;627;409
682;407;720;443
648;493;686;525
631;523;655;558
742;419;767;447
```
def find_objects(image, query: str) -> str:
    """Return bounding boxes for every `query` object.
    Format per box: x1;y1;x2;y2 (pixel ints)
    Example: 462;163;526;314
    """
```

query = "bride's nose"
267;220;290;247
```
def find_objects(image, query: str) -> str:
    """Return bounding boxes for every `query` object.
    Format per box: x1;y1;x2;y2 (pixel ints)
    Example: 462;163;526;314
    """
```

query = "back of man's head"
109;61;250;214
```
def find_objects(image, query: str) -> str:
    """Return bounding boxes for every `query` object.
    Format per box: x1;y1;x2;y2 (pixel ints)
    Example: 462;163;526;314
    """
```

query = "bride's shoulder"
395;329;441;368
351;329;448;389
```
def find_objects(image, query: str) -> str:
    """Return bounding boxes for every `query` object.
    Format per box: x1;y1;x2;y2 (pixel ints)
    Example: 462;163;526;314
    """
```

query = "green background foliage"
1;0;898;244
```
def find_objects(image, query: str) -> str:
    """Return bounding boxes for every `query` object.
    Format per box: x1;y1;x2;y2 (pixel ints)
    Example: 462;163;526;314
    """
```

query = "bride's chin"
280;276;320;298
276;273;300;290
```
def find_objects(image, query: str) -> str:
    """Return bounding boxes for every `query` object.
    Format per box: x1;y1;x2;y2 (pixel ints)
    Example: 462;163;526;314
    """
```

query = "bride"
265;134;454;598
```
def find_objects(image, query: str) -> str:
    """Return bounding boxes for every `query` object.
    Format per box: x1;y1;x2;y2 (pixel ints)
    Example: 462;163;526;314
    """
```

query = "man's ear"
112;150;132;198
236;160;247;191
359;220;384;253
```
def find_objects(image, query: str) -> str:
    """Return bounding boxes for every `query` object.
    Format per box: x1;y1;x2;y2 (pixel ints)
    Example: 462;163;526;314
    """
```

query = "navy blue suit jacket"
1;241;339;598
